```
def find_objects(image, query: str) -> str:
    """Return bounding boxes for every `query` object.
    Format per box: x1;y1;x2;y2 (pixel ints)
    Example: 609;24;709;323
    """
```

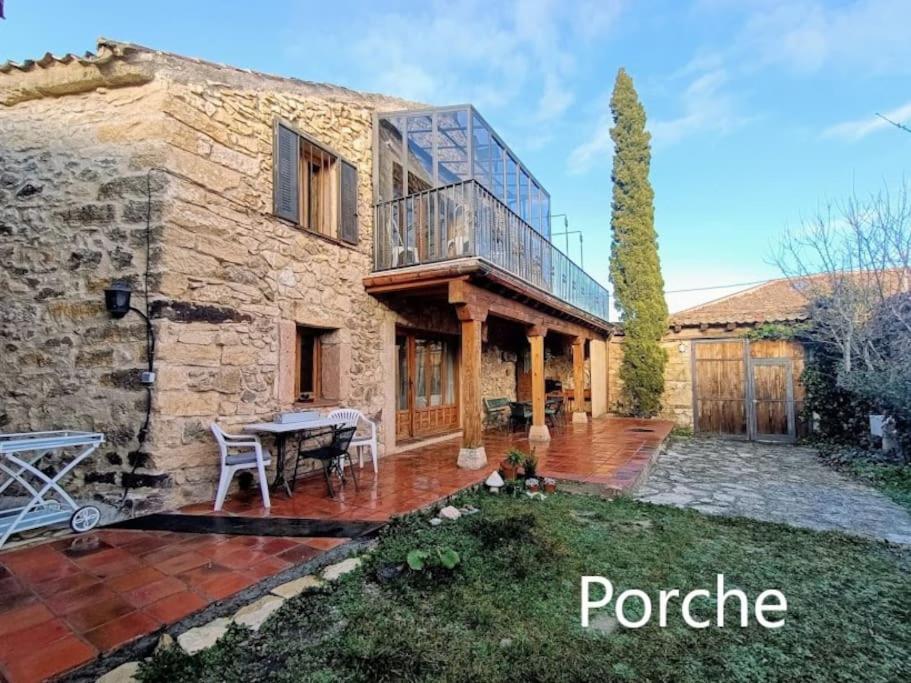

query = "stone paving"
636;436;911;545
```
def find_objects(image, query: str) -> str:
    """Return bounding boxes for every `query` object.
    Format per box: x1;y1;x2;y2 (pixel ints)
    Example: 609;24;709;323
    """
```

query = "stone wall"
148;69;422;506
481;345;517;402
608;337;691;426
0;80;174;513
0;49;423;512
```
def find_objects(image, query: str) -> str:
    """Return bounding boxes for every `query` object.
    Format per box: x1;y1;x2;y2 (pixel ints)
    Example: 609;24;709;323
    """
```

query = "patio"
181;416;673;521
0;416;670;682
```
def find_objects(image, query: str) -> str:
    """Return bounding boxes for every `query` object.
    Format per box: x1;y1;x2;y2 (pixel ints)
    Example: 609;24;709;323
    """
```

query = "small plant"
543;477;556;493
523;451;539;478
670;425;693;439
501;448;526;481
406;547;461;572
506;449;525;467
525;477;540;493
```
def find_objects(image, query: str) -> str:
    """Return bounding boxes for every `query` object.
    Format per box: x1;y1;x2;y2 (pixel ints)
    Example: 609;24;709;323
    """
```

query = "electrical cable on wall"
117;168;158;511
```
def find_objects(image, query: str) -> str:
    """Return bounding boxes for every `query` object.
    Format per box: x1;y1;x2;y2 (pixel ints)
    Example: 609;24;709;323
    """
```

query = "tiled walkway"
0;529;344;682
0;416;671;681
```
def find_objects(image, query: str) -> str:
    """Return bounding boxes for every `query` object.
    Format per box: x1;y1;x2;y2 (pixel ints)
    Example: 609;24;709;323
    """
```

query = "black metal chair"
509;401;532;432
547;396;566;427
292;425;358;498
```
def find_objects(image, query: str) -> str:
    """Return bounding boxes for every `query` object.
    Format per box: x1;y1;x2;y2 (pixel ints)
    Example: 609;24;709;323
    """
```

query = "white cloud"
822;100;911;140
569;63;752;172
567;110;613;173
650;67;752;146
294;0;623;123
702;0;911;76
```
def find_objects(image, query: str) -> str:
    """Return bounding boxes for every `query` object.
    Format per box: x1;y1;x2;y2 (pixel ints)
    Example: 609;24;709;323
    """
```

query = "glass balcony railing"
373;179;610;323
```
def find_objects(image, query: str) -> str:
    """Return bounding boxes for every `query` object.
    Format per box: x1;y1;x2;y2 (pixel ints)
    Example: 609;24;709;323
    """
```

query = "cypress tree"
608;68;668;417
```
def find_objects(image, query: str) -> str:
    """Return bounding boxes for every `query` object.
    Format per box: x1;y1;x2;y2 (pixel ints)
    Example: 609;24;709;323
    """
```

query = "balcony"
373;179;610;323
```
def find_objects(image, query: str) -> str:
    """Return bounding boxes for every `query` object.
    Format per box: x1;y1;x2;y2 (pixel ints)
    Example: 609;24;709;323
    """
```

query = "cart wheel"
70;506;101;533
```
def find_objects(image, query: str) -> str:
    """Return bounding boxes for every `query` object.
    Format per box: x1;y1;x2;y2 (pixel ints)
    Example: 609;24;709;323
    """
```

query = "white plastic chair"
211;424;271;511
328;409;378;473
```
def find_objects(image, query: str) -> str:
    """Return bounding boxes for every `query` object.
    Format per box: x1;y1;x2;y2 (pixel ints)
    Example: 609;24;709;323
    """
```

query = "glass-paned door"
395;332;459;440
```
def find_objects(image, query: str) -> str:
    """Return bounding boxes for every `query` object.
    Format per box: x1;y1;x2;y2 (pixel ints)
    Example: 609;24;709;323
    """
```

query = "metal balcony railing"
374;179;609;322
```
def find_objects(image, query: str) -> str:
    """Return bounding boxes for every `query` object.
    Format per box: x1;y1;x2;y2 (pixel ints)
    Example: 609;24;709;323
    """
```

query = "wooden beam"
363;257;614;335
458;314;485;456
572;337;588;422
527;329;550;442
449;280;601;341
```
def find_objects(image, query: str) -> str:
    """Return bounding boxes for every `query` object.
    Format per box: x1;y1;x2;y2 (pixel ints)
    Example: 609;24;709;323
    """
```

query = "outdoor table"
0;430;105;548
244;418;342;495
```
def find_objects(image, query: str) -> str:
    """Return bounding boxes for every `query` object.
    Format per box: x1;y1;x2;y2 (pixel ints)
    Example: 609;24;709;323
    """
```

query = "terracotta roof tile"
671;270;909;327
670;277;813;327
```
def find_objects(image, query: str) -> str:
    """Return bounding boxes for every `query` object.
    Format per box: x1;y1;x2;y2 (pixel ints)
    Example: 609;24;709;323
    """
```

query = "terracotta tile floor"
0;530;340;682
0;416;670;682
181;416;674;520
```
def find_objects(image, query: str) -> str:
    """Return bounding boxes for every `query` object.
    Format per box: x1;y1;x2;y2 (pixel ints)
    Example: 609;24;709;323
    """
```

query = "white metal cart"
0;430;105;548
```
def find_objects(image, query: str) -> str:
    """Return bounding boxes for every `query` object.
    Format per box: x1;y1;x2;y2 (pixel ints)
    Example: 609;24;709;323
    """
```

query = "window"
300;139;338;237
273;121;359;244
295;326;323;402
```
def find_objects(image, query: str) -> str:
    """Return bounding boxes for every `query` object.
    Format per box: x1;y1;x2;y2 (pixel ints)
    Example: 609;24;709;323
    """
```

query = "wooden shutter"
339;160;358;244
274;123;300;223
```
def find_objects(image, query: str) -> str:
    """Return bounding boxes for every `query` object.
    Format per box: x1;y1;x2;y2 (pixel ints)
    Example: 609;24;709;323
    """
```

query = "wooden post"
456;304;488;469
572;337;589;423
527;325;550;442
589;338;607;418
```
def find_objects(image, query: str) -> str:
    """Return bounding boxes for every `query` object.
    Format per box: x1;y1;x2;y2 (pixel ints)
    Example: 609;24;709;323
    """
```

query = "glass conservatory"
372;105;609;322
375;106;551;238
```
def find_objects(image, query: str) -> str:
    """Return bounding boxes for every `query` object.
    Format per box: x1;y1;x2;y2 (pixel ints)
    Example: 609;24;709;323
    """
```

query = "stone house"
0;39;613;515
609;277;809;442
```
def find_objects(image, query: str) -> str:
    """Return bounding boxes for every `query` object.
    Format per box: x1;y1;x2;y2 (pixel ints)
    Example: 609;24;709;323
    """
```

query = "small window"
273;121;359;245
296;326;323;402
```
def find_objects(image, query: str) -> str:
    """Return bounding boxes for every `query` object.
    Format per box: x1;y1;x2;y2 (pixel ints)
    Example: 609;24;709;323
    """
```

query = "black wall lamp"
104;280;156;385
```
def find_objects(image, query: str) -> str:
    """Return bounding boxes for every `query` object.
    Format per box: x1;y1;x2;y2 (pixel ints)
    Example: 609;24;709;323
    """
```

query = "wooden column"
527;325;550;442
456;303;488;469
589;338;607;418
572;337;589;423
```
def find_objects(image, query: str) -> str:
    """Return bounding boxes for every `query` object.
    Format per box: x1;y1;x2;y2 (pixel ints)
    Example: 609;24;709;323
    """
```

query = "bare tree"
773;183;911;438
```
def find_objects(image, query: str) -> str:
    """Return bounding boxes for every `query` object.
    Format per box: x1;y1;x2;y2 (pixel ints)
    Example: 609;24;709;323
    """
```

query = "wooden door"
692;340;748;437
395;332;460;440
692;339;799;442
749;359;795;442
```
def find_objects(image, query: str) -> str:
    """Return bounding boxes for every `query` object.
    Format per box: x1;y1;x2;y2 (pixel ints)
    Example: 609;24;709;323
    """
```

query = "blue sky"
2;0;909;313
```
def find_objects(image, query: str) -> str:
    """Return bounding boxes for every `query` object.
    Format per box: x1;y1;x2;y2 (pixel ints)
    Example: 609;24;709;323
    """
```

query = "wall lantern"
678;342;687;354
104;281;133;319
104;280;156;385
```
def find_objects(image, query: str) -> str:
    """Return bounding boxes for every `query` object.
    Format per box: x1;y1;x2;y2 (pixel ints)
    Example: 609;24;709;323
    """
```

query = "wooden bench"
483;397;511;431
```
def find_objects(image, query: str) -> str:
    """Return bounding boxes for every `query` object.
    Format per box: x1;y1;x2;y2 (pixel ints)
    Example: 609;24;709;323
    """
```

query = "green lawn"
140;492;911;682
816;443;911;514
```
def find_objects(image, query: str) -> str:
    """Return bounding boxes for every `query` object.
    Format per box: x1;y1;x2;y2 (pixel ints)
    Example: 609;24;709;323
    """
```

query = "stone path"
636;436;911;544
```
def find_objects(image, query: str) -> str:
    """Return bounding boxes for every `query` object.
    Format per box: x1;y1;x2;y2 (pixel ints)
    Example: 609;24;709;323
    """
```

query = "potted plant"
543;477;556;493
526;477;540;493
501;448;524;481
523;451;538;479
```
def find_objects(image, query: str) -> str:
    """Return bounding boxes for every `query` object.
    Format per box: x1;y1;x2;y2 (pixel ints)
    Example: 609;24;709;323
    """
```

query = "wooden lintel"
454;302;488;322
365;257;613;336
450;280;597;341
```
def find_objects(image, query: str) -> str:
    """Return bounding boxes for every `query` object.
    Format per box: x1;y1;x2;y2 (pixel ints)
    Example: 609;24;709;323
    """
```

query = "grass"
844;460;911;513
816;443;911;514
139;492;911;683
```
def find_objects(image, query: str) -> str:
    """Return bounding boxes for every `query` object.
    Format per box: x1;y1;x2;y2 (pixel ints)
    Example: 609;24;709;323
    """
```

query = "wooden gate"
692;339;803;442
